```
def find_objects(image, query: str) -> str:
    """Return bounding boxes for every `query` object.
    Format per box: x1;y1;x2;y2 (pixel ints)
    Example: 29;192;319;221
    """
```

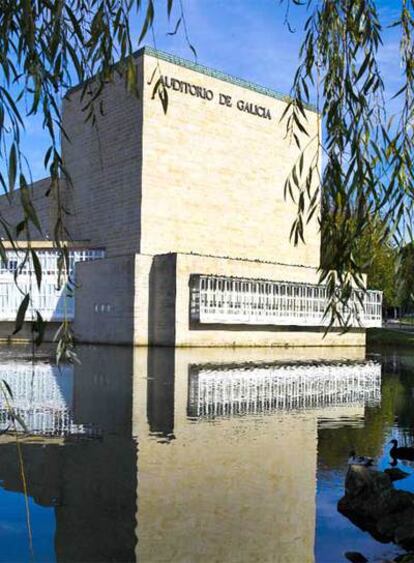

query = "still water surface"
0;344;413;562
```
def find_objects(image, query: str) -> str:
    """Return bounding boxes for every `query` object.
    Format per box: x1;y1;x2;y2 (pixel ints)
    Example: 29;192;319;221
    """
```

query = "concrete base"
73;253;366;347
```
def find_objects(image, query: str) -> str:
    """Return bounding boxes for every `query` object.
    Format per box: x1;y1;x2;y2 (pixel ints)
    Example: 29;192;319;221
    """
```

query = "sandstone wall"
140;49;321;267
172;253;365;347
74;252;365;347
1;49;322;269
0;177;56;240
61;58;144;256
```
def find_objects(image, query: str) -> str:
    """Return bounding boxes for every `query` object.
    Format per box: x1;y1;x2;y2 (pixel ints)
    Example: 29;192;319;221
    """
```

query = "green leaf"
13;293;30;335
32;311;46;347
356;54;370;82
20;183;42;233
139;0;154;44
16;220;26;237
152;78;169;114
1;379;14;400
188;43;197;62
66;41;83;82
167;17;181;36
30;248;42;290
0;425;11;435
126;56;138;95
10;411;29;433
0;86;24;127
293;112;309;136
8;143;17;192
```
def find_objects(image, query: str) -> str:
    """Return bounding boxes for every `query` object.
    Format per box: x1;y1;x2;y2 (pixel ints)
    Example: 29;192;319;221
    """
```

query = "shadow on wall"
148;255;177;346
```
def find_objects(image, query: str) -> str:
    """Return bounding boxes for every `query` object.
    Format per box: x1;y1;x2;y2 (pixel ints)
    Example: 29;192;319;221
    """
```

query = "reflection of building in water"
135;346;378;563
0;347;137;563
0;361;99;437
187;362;381;418
146;347;175;440
0;346;384;563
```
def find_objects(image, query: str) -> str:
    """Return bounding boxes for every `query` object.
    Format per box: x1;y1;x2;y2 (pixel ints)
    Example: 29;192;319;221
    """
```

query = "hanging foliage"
281;0;414;327
0;0;184;358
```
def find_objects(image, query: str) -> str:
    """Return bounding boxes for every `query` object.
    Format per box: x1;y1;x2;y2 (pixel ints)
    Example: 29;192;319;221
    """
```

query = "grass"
367;327;414;346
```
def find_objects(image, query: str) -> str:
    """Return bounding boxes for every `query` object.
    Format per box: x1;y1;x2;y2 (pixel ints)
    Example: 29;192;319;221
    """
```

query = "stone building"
0;47;381;346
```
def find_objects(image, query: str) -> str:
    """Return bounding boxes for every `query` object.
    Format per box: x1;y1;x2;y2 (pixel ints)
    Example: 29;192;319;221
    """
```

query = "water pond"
0;344;413;563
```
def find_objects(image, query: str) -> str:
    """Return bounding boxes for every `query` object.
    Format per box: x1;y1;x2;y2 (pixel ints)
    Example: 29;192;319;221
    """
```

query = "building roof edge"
139;46;318;113
66;46;318;114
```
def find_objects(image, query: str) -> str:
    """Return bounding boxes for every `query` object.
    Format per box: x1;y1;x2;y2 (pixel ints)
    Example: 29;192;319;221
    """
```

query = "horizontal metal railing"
190;274;382;328
0;249;104;322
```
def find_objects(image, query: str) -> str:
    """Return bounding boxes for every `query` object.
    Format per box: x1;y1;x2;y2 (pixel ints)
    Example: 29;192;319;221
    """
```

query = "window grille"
0;249;104;322
190;274;382;328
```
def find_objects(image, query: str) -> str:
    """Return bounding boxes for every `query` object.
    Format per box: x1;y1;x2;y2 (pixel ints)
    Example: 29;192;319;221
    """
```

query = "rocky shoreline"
339;465;414;562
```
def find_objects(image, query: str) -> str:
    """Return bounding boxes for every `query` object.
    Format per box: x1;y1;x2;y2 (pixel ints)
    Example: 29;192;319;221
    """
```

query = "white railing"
187;361;381;418
0;362;100;436
190;275;382;328
0;249;104;322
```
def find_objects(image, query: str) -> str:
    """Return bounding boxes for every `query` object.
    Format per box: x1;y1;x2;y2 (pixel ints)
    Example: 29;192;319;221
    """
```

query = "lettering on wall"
157;75;272;120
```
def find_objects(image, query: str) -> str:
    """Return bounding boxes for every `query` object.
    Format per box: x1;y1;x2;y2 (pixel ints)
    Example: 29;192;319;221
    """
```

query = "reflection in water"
315;350;414;563
0;347;137;563
0;361;99;437
0;344;406;563
187;362;381;418
146;347;175;440
138;349;379;563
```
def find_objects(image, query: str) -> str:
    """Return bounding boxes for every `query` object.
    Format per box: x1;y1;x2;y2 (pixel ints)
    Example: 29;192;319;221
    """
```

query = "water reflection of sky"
0;488;55;563
0;346;414;562
316;469;405;562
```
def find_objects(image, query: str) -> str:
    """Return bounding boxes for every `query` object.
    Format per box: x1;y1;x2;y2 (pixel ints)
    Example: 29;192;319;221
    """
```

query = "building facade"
0;47;382;346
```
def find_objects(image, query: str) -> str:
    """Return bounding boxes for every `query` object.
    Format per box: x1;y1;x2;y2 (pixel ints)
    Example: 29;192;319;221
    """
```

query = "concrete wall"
140;50;321;267
147;254;177;346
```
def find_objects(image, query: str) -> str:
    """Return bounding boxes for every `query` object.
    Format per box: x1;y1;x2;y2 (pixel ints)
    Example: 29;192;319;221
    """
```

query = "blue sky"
22;0;404;181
